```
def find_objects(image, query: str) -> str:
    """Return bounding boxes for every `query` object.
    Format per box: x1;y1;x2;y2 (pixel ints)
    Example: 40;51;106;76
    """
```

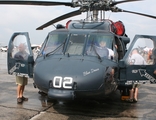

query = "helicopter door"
7;32;34;78
119;35;156;85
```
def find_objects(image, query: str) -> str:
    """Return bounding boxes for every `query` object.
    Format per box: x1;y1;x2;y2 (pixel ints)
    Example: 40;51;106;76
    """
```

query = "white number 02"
53;76;73;89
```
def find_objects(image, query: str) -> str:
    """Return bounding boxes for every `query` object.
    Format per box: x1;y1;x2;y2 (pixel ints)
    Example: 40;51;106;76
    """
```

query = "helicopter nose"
34;58;115;100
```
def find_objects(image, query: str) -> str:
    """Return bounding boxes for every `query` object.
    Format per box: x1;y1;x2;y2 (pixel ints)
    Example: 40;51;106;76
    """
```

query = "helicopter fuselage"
4;0;156;102
34;52;118;100
33;27;120;100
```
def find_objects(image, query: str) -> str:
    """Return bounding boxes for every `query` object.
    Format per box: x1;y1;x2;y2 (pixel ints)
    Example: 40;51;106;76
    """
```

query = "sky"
0;0;156;47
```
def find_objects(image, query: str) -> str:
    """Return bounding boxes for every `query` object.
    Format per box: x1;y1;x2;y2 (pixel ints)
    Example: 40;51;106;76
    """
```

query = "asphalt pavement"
1;52;156;120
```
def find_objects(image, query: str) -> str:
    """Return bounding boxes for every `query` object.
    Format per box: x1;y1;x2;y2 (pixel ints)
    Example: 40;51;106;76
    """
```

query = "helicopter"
2;0;156;101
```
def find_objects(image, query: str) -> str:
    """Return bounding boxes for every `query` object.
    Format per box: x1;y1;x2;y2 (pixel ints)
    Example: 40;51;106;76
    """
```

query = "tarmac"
1;52;156;120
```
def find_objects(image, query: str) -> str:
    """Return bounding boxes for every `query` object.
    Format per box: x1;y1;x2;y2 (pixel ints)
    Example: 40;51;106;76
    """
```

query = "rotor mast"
87;10;105;21
79;0;107;22
93;10;98;21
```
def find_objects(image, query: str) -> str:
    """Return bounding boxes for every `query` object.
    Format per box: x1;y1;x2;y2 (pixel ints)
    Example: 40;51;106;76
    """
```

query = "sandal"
17;98;23;104
125;99;133;103
22;96;28;101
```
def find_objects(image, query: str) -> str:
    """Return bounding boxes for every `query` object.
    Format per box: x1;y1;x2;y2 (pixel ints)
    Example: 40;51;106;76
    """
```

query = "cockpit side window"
66;34;86;55
126;38;154;65
11;35;30;60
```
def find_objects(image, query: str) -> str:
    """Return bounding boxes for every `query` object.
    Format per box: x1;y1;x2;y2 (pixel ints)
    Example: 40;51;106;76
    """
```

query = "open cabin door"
7;32;34;78
119;35;156;86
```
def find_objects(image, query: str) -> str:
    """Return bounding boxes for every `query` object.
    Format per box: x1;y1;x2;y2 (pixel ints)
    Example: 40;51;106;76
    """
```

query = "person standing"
14;43;29;104
129;48;147;65
126;48;147;103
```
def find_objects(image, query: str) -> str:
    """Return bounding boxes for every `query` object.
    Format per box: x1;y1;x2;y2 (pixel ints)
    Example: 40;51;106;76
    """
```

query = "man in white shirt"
126;48;147;103
129;48;147;65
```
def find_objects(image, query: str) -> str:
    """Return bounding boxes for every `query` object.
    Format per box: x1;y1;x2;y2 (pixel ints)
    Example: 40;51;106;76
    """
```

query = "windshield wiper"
92;44;102;62
90;39;102;62
46;38;67;57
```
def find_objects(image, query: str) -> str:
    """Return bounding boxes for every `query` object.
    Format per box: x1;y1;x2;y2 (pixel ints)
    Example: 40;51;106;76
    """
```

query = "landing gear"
38;91;47;96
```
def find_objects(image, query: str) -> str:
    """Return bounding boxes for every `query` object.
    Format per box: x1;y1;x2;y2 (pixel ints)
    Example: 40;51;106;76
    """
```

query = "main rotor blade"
116;8;156;19
0;0;73;7
111;0;143;6
36;10;81;30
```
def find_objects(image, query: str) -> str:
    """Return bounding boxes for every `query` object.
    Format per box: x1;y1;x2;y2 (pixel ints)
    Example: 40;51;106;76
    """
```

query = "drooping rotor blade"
0;0;73;7
111;0;143;6
36;10;81;30
115;8;156;19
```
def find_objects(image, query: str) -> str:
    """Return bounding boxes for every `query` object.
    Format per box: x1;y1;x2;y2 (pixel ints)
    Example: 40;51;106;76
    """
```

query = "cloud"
0;0;156;46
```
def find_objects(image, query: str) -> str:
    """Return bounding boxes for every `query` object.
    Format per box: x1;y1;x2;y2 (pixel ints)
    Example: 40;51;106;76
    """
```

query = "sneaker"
17;98;23;104
133;98;137;103
125;99;133;103
22;96;28;101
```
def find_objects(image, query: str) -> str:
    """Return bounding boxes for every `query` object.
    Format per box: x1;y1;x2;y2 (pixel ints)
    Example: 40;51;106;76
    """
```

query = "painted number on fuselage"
53;76;73;89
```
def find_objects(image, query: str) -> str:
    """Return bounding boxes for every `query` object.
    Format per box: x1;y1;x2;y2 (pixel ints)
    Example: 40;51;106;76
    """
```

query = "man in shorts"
16;75;28;104
126;48;147;103
14;43;29;104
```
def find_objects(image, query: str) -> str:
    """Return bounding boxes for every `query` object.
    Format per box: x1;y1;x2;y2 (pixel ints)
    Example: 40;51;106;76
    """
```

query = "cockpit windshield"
85;34;114;59
42;33;68;55
66;34;86;55
40;32;116;60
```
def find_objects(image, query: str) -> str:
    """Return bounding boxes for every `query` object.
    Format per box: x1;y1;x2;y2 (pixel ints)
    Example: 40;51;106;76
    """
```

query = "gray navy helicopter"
2;0;156;101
